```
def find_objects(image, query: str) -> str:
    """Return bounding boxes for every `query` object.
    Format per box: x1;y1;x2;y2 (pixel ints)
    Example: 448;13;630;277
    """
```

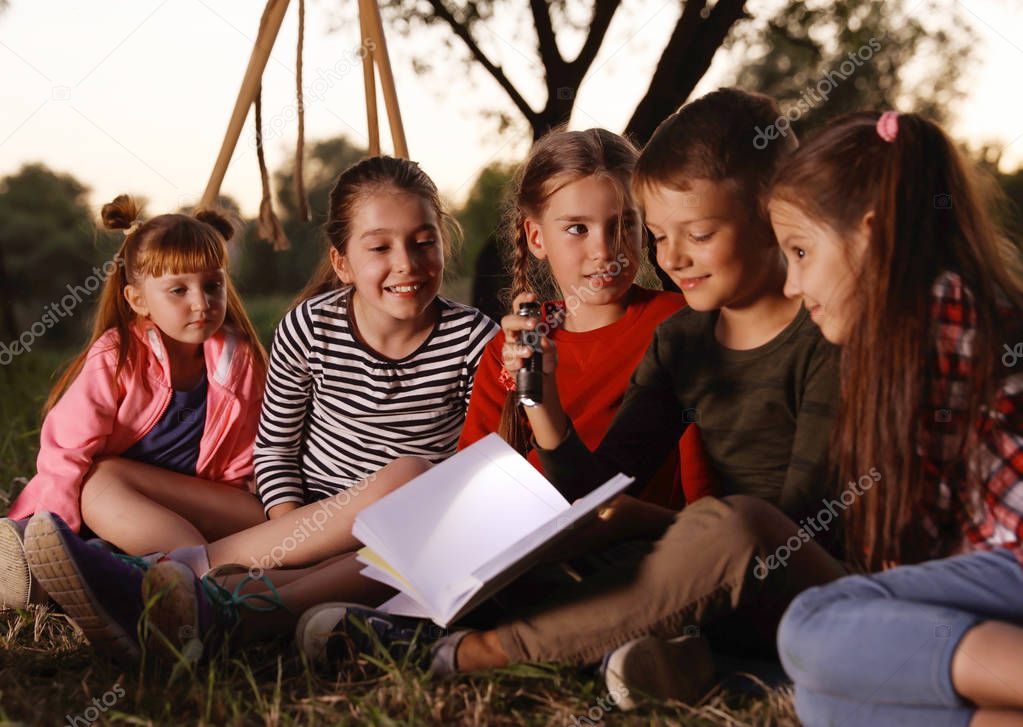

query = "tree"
729;0;976;133
381;0;749;144
232;136;366;297
454;162;515;277
0;164;103;344
373;0;978;146
1001;169;1023;241
454;163;516;320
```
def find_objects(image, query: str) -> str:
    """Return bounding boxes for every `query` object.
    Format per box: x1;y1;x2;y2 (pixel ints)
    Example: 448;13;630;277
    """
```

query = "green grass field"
0;323;798;726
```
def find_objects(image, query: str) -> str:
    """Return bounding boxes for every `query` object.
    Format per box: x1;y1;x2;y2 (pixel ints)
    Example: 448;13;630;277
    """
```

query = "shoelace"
199;571;290;630
112;552;156;571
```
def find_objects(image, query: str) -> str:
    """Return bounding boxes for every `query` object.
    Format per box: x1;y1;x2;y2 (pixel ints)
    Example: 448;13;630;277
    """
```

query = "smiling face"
333;188;444;328
768;199;869;344
125;268;228;347
641;178;778;312
523;174;641;309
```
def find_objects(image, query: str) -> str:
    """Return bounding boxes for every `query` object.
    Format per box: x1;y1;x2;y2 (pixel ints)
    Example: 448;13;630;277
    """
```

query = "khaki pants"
495;495;848;665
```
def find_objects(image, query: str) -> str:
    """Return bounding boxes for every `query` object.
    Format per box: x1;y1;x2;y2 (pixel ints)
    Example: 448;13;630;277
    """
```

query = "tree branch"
626;0;748;143
530;0;563;77
423;0;538;126
568;0;621;74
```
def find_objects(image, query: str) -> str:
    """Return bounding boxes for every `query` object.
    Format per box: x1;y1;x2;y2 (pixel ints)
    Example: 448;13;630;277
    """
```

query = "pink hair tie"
876;111;899;143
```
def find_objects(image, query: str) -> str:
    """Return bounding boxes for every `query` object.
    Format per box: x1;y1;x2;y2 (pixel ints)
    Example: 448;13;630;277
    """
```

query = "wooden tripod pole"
361;0;408;158
358;0;380;156
200;0;291;209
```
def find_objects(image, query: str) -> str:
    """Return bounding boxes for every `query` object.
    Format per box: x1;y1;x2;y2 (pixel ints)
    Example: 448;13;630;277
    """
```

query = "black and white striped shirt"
254;287;498;513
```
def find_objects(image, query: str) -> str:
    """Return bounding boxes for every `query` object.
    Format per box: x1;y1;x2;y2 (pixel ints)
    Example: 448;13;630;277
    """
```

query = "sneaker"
142;560;287;663
296;602;447;670
427;629;474;677
0;517;40;608
601;633;716;710
22;511;147;667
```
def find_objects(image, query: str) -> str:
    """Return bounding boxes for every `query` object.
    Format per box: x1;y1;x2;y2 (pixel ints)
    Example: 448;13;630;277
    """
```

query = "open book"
353;434;634;627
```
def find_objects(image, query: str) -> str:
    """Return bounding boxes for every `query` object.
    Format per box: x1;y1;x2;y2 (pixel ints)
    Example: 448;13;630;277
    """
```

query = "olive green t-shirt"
537;304;839;521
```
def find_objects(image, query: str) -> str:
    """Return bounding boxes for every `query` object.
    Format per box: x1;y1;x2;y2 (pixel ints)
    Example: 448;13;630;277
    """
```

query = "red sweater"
458;287;715;509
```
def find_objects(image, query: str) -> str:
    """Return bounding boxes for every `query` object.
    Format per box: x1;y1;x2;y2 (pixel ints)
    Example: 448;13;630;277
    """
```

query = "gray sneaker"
295;602;447;671
0;517;44;609
601;633;716;710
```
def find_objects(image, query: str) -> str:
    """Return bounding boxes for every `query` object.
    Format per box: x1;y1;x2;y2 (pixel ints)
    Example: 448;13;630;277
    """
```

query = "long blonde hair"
45;195;268;414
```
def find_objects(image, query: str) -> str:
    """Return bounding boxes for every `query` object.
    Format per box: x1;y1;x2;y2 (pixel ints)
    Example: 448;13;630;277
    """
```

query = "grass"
0;344;799;726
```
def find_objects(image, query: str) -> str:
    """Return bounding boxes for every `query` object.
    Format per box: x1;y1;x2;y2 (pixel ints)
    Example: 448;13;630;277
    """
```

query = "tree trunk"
533;88;577;140
626;0;749;145
0;242;19;340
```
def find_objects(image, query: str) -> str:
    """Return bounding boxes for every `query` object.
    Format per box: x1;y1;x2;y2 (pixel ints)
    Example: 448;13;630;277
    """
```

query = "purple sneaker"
22;511;145;667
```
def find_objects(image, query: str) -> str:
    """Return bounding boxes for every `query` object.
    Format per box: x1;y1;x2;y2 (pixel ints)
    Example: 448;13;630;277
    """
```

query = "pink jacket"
7;321;265;532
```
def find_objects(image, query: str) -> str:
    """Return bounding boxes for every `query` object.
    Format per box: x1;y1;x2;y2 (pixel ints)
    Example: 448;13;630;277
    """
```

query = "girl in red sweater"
458;127;713;509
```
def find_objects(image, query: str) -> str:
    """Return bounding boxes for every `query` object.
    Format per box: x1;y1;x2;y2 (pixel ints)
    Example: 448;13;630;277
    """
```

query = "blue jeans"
778;549;1023;727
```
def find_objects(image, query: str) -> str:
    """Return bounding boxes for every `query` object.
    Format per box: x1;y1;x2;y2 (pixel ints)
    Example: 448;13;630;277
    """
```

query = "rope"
293;0;309;221
200;0;290;209
255;87;290;251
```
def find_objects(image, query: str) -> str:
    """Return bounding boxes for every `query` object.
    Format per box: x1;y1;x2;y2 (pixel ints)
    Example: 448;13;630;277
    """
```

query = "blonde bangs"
132;221;227;280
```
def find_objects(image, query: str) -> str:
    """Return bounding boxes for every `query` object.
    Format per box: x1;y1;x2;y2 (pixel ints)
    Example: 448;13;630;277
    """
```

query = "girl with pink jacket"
0;195;267;609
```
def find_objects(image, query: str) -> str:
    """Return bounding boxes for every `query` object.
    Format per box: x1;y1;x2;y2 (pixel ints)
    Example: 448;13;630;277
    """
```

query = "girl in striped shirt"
254;158;498;517
164;156;497;577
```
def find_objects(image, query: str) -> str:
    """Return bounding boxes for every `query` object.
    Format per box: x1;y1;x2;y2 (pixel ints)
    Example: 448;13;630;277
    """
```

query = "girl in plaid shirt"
771;111;1023;726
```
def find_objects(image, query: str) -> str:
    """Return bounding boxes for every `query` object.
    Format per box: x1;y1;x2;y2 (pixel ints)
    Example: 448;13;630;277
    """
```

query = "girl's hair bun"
100;194;142;231
194;208;236;242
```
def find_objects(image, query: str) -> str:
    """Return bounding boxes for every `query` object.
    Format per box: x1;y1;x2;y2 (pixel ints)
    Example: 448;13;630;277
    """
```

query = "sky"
2;0;1023;218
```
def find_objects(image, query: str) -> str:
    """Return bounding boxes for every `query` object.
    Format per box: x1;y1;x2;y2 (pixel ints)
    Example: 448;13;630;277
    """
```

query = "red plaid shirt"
921;271;1023;567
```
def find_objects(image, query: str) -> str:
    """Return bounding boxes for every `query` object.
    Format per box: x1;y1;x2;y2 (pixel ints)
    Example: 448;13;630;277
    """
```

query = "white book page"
377;592;433;619
353;434;570;614
357;564;413;595
469;474;634;585
436;473;635;624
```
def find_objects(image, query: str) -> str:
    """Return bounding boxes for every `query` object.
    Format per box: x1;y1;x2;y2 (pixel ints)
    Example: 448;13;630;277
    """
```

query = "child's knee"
84;457;133;483
777;588;823;683
80;458;137;516
777;574;879;682
82;458;125;496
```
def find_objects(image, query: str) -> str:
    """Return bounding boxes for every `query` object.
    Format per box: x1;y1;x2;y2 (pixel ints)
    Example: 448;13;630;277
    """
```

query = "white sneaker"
602;633;716;710
0;517;35;608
